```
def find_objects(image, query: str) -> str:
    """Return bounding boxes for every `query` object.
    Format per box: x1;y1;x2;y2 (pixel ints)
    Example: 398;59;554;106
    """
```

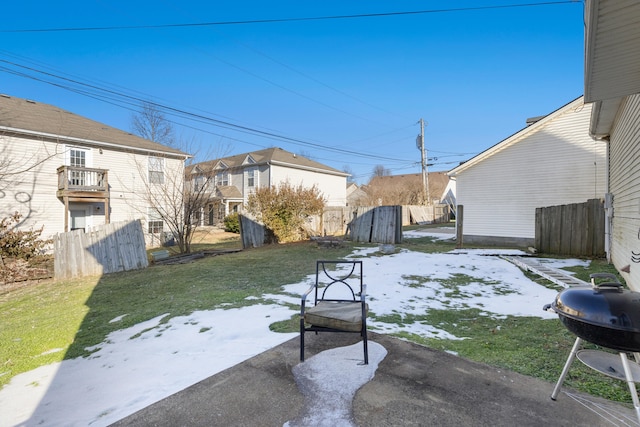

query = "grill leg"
551;337;583;400
619;352;640;424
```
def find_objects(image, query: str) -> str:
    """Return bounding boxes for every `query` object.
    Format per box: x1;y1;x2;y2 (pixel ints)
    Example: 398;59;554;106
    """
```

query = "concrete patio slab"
112;333;638;427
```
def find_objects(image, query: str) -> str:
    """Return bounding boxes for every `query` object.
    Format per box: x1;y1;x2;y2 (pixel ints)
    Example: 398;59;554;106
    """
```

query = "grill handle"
590;273;623;292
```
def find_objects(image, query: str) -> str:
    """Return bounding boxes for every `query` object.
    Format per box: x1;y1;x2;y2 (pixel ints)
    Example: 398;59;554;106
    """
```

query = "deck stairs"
501;256;589;288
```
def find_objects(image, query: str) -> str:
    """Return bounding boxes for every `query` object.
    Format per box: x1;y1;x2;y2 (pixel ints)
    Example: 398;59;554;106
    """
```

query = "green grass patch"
0;229;634;406
0;240;354;387
390;308;633;403
401;235;457;253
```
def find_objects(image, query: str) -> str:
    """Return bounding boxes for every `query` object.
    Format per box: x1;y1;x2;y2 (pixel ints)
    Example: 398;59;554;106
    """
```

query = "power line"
0;58;418;163
0;2;579;33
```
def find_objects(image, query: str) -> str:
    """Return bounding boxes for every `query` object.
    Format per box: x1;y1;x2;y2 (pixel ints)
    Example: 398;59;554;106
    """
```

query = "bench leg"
362;327;369;365
300;318;305;362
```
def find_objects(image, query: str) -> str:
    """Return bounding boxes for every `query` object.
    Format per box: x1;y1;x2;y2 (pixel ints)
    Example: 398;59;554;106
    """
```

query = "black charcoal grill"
550;274;640;352
546;273;640;423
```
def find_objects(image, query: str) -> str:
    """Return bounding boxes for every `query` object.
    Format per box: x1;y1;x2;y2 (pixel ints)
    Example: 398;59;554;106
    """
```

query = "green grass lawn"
0;229;633;405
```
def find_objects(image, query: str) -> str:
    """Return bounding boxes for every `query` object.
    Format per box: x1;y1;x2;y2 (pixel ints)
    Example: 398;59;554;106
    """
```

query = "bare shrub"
246;182;325;243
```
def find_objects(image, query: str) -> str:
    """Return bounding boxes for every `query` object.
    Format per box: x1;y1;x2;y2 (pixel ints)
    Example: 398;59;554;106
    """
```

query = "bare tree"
129;103;220;253
371;164;391;179
342;165;355;183
130;102;175;147
132;157;214;254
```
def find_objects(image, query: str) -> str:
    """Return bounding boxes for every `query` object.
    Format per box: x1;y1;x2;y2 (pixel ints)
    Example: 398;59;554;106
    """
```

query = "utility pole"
418;118;430;205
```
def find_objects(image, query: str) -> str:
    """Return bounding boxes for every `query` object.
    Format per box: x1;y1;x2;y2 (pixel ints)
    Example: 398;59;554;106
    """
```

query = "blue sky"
1;1;584;183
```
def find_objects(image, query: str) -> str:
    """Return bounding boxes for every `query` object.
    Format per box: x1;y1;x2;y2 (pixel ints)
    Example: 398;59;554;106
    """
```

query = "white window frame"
65;146;93;187
216;171;229;186
65;146;92;168
245;167;257;188
148;156;165;184
147;208;164;234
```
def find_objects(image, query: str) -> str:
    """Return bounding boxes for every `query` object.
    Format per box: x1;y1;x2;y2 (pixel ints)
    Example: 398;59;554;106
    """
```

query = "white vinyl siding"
268;164;346;206
608;93;640;290
1;134;185;245
2;138;68;236
453;99;606;240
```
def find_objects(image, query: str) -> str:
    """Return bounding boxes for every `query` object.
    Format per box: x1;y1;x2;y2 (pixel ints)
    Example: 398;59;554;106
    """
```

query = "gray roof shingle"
191;147;346;175
0;94;188;157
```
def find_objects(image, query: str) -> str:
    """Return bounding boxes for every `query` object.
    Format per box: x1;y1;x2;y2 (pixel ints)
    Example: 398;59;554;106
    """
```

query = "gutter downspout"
603;137;612;263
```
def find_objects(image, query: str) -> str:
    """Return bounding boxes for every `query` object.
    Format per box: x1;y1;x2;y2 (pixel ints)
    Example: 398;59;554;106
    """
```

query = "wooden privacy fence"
404;204;450;225
314;204;450;237
239;206;402;246
535;198;605;257
54;220;149;279
239;214;275;249
349;206;403;244
320;207;353;236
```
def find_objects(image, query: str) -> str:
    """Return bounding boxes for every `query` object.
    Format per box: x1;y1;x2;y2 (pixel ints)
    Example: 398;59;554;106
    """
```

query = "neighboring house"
188;147;348;225
440;178;457;218
583;0;640;290
364;172;451;206
0;94;189;245
346;182;368;207
448;97;607;247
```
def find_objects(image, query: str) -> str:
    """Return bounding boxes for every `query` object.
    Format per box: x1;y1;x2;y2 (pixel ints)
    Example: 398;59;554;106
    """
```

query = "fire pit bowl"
547;273;640;352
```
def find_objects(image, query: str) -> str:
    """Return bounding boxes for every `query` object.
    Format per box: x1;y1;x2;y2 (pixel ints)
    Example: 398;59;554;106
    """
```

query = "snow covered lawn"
0;231;586;427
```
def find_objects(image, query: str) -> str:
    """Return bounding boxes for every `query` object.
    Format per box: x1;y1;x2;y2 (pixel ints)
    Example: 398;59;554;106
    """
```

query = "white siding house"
0;94;189;246
448;97;607;247
584;0;640;290
189;147;348;225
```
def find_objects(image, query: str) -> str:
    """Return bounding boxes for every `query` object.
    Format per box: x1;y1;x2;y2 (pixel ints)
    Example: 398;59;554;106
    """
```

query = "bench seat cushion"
304;301;366;332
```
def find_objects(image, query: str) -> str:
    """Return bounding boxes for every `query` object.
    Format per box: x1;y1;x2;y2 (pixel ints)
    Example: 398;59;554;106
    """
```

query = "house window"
194;175;205;192
70;149;86;168
148;156;164;184
67;147;90;187
246;168;256;188
148;208;163;234
216;171;229;186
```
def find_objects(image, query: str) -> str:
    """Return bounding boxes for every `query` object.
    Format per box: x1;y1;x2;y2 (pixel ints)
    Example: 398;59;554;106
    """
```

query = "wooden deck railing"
57;166;108;192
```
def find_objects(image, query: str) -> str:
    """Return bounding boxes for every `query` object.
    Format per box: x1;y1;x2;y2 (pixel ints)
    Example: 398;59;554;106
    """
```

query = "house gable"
242;155;256;166
448;97;606;245
214;161;228;170
449;97;585;176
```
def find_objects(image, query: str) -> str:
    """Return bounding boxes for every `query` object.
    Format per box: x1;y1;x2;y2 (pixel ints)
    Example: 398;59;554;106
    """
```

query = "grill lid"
552;283;640;333
547;273;640;352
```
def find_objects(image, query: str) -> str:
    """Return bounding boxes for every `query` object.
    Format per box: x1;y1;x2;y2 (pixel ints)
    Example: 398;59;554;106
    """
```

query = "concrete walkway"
112;333;638;427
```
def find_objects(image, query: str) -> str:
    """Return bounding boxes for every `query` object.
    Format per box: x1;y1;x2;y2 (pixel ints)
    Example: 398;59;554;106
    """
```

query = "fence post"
456;205;464;249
